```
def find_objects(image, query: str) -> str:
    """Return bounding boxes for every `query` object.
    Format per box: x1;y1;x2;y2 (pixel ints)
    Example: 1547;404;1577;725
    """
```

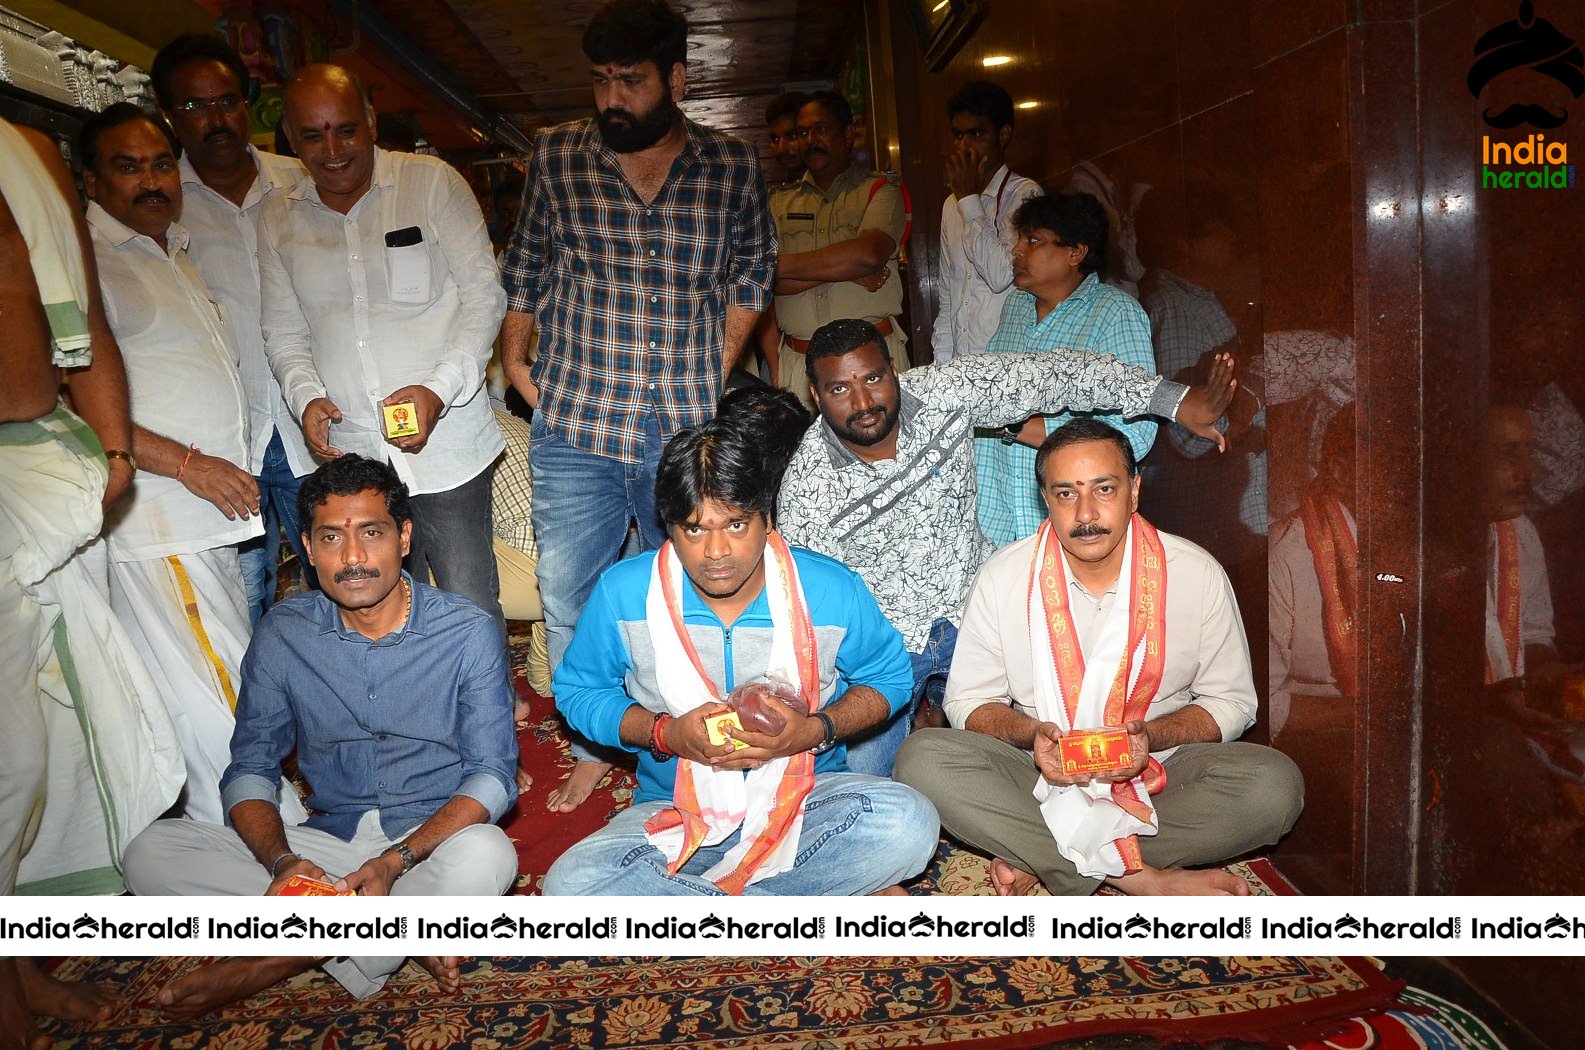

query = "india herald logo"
1469;1;1583;129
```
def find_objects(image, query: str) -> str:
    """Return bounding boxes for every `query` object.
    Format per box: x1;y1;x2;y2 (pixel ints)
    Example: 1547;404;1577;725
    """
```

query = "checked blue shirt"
976;273;1159;546
501;118;777;464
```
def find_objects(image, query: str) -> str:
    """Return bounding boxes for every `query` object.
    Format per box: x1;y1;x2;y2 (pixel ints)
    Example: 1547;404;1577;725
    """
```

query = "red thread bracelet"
176;444;199;481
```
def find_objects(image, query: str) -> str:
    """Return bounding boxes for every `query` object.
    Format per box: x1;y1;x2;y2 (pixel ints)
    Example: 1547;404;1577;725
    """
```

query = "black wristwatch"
810;711;838;754
998;423;1021;445
381;841;417;877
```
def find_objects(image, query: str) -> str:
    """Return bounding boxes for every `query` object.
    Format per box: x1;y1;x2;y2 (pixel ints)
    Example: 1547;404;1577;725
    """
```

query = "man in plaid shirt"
499;0;776;812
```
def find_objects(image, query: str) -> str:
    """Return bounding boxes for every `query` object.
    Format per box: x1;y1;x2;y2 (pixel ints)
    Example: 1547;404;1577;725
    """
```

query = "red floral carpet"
41;955;1406;1048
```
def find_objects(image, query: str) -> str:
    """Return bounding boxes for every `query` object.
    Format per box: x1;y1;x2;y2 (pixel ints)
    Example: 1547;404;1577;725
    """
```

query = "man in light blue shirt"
977;191;1158;546
123;454;518;1014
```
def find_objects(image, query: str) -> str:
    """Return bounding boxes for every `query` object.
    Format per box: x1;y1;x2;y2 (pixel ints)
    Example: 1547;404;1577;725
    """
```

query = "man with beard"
82;103;268;824
152;33;313;624
499;0;776;812
777;319;1236;776
259;65;508;648
770;91;908;409
895;420;1303;896
124;454;518;1016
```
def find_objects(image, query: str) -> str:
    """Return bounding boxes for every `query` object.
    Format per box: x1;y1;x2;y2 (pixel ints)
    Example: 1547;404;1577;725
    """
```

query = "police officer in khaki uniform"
770;90;908;407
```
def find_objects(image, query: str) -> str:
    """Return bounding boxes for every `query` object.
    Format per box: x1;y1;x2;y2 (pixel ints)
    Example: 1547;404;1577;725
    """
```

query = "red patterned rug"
40;955;1405;1048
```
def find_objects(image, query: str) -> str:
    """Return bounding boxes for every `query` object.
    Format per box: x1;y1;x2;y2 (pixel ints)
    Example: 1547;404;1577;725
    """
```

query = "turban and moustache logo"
1467;0;1584;129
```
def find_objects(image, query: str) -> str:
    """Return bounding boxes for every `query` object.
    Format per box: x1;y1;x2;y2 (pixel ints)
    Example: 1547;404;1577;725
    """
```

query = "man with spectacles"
768;90;909;411
152;34;314;625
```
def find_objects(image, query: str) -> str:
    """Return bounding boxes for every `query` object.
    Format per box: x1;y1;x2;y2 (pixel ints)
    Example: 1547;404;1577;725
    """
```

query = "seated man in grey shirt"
123;454;518;1016
776;318;1235;778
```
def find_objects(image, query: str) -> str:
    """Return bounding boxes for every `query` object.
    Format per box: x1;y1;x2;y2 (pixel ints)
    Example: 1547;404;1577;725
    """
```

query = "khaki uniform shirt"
772;165;905;339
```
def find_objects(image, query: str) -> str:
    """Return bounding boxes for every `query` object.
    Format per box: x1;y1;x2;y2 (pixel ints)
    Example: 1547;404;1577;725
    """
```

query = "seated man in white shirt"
895;419;1303;895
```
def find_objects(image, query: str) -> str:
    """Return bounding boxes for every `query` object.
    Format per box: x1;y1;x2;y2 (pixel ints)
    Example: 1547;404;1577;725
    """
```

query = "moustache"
334;567;381;584
1069;524;1111;539
846;408;884;427
1483;103;1569;129
602;108;635;125
204;127;237;143
134;191;171;206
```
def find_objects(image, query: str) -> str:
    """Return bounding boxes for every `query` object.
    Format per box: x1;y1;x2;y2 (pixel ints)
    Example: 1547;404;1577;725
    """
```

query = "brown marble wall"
874;0;1585;1034
882;0;1340;887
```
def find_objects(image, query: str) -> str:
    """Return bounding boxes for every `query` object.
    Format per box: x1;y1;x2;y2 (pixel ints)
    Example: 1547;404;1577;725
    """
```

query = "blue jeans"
845;618;958;777
531;412;667;765
406;461;506;648
239;429;308;625
541;773;940;895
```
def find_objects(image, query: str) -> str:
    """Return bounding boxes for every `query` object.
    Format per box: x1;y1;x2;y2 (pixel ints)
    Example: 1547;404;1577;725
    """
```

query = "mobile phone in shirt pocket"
384;226;430;304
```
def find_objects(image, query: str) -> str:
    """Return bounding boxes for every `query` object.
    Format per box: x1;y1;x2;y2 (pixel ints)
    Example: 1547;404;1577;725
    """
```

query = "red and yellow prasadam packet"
276;873;356;896
1059;727;1134;776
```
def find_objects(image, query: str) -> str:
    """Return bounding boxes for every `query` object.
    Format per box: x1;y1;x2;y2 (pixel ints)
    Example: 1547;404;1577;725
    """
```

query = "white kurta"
90;204;266;822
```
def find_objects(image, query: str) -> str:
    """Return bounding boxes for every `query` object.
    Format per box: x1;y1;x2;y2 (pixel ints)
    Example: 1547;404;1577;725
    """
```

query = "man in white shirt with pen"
259;64;509;642
153;33;315;624
931;81;1041;363
81;104;268;824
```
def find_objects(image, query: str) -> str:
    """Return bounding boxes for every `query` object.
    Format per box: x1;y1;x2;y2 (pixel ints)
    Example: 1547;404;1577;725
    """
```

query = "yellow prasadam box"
1059;728;1132;776
382;401;420;439
706;711;750;750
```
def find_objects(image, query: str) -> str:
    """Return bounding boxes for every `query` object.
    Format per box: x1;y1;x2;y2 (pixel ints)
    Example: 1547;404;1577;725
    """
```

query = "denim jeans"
845;618;959;778
406;461;507;648
239;429;309;625
541;773;940;896
530;412;667;764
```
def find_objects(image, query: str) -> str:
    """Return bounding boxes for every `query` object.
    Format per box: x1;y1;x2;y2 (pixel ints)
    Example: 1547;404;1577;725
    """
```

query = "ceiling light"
982;55;1012;67
931;0;949;11
1017;100;1038;109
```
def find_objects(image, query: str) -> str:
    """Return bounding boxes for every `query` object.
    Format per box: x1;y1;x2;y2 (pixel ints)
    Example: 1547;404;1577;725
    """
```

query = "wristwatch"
104;448;137;471
380;841;417;877
997;424;1021;446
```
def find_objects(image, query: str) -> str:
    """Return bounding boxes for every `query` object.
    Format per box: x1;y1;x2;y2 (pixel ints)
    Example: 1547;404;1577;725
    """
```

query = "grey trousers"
123;810;518;997
894;728;1304;895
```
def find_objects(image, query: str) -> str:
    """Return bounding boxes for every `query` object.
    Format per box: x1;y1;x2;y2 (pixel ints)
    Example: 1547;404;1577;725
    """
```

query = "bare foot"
514;696;532;723
0;960;49;1050
18;958;118;1022
868;885;909;896
990;858;1042;896
1106;863;1251;896
546;760;613;813
515;764;534;793
154;957;314;1018
413;956;464;994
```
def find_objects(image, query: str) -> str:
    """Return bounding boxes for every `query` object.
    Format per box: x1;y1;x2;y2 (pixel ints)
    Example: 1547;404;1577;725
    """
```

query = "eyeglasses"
176;95;244;115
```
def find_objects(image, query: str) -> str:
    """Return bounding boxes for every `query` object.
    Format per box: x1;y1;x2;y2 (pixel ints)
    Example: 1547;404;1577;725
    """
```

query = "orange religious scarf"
1297;492;1360;697
1486;519;1521;684
1031;512;1168;876
641;531;822;894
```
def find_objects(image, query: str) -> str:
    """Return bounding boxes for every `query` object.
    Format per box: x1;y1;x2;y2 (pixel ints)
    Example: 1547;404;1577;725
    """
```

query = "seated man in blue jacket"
543;416;939;896
124;454;519;1014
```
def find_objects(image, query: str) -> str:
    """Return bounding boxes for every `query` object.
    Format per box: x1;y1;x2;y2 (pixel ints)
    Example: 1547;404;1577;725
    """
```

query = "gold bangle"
104;448;136;472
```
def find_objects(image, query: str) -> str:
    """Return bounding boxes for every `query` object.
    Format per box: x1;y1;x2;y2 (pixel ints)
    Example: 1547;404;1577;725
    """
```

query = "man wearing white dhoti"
896;419;1302;895
1;114;182;1049
82;104;272;825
